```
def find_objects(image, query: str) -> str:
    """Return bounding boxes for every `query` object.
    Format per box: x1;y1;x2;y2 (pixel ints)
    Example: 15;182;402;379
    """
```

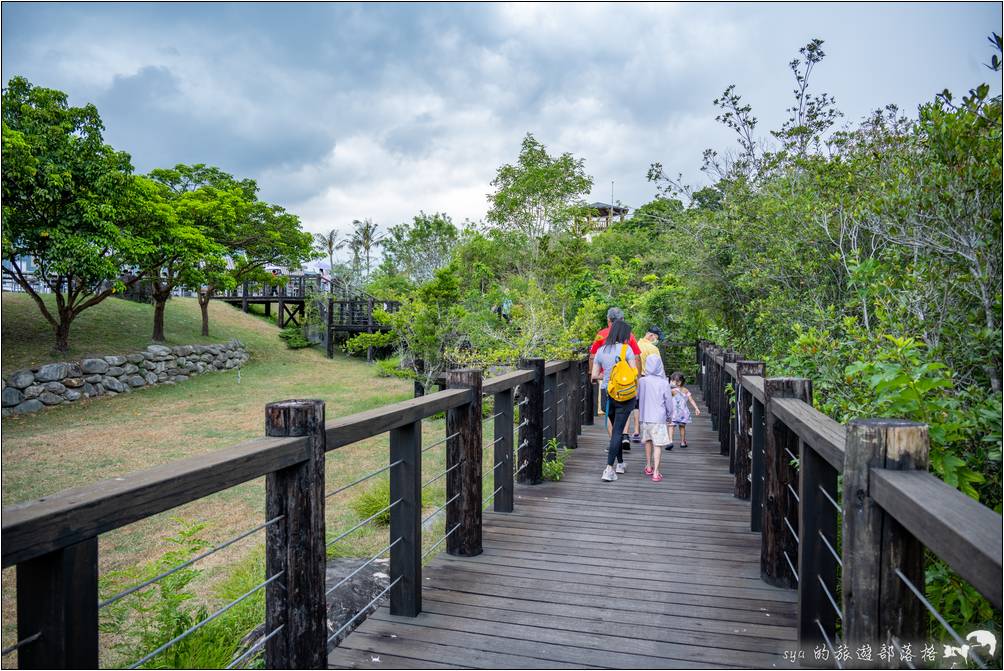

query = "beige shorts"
641;422;670;446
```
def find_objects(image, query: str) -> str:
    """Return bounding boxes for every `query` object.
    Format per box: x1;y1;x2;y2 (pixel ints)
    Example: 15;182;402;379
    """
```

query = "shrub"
278;326;311;349
542;438;569;481
374;356;414;380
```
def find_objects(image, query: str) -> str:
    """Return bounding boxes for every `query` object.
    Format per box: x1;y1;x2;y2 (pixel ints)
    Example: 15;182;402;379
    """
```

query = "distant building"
582;202;630;239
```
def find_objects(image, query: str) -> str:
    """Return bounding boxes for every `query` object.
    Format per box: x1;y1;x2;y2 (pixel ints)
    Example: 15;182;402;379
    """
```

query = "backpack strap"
620;344;628;362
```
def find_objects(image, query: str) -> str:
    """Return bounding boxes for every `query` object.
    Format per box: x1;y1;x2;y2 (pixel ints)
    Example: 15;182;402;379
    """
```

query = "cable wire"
815;620;842;671
786;482;800;504
129;571;284;669
818;574;843;620
100;515;284;609
325;538;402;597
422;462;459;489
327;461;402;499
422;432;460;453
422;523;461;560
421;493;460;525
784;517;800;544
483;485;504;505
225;625;284;669
819;484;843;514
783;550;799;583
819;530;842;567
1;633;40;657
327;500;401;548
326;577;402;644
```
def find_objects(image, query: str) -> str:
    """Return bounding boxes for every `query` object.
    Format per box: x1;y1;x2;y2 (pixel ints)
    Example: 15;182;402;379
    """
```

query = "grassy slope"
0;295;483;667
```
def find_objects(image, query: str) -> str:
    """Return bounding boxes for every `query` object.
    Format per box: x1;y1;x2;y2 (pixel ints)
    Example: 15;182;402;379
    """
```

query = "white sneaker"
615;461;627;474
601;465;618;481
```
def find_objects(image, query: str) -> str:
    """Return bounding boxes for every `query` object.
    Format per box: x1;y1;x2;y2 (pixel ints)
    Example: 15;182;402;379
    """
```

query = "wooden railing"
1;357;592;669
698;341;1003;666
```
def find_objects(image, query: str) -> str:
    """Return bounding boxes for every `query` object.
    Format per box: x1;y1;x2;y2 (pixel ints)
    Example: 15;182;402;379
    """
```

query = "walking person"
638;353;674;481
668;372;701;450
591;320;638;481
631;326;663;444
589;308;641;450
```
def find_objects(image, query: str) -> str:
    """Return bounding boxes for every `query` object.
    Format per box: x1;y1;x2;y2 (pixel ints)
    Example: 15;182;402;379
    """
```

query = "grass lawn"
0;294;502;668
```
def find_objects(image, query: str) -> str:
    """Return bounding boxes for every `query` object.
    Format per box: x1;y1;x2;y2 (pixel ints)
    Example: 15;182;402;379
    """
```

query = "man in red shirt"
589;307;642;447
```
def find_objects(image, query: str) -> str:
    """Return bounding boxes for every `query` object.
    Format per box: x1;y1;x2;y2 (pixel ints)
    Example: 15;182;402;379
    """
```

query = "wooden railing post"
761;378;810;589
734;361;765;499
446;369;483;557
325;297;335;359
564;360;578;450
264;399;326;669
389;419;422;617
709;346;720;432
493;386;515;512
842;419;929;657
720;351;737;457
750;390;766;533
583;358;595;426
16;537;98;668
517;358;544;484
242;281;249;313
544;370;556;446
797;420;839;648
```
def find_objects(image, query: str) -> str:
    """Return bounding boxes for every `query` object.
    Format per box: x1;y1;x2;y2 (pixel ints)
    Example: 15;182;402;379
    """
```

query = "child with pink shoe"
637;353;675;481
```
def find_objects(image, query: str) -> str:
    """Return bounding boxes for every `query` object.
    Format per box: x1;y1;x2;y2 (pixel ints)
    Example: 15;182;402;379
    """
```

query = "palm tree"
336;230;363;291
351;218;385;278
314;229;338;289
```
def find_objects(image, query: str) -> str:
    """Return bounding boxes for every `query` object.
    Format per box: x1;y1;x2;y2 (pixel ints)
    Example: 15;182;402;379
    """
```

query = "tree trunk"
199;291;212;337
152;292;169;342
54;316;72;354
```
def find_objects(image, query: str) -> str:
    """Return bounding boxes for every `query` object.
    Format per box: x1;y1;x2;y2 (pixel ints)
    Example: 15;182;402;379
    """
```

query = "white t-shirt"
594;343;636;387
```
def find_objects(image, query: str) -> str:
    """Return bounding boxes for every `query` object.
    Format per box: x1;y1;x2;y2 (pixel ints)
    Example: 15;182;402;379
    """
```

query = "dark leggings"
605;397;637;466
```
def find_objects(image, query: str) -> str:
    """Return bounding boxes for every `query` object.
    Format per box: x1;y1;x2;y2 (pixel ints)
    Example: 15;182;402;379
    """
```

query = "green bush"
349;478;394;525
99;519;267;669
375;356;414;380
542;438;569;481
278;326;311;349
344;331;397;357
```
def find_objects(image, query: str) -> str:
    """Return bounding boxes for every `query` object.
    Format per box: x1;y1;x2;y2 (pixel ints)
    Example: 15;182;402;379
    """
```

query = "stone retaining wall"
2;341;249;416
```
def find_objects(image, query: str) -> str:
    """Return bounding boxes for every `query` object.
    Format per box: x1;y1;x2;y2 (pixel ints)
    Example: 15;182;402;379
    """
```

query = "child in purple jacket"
638;354;675;481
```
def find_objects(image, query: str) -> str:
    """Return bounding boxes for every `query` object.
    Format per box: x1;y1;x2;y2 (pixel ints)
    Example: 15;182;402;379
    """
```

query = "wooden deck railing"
1;356;591;669
698;341;1003;665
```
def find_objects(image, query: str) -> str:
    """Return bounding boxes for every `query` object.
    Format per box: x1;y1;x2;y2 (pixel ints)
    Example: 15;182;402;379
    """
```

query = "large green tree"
1;77;169;352
379;211;458;284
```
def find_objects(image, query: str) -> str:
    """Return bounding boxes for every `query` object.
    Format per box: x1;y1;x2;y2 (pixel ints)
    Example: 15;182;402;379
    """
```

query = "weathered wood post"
761;378;811;588
16;538;99;668
543;370;556;447
842;420;929;660
389;418;422;616
446;369;483;556
797;416;839;647
734;361;765;499
242;281;249;313
750;384;766;533
583;358;595;426
493;385;515;512
720;351;737;457
517;358;544;485
264;399;327;669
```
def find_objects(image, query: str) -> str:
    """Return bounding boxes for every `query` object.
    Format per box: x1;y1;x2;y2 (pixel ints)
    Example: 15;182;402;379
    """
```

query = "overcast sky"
3;2;1001;257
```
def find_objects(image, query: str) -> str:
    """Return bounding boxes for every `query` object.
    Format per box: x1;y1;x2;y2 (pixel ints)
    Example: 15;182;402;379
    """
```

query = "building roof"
587;201;630;215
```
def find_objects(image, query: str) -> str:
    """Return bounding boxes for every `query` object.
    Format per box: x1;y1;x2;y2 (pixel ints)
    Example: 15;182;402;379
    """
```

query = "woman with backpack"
591;319;638;482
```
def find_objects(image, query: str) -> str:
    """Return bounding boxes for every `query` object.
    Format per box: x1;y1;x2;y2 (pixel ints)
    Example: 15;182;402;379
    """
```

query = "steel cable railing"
422;431;460;453
129;571;285;668
327;500;401;548
0;633;41;658
326;460;402;499
422;523;461;561
225;625;284;670
100;515;285;609
325;538;401;597
326;577;402;644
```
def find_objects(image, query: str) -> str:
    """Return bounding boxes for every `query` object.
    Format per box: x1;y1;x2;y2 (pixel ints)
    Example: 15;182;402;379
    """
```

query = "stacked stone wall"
2;340;249;416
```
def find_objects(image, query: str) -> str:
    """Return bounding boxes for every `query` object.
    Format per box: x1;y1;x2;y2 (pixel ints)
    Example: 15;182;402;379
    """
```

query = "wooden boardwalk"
330;392;797;669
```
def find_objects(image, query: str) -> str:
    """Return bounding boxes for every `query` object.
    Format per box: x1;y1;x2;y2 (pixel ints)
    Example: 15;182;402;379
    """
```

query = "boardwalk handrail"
698;340;1003;663
1;357;591;669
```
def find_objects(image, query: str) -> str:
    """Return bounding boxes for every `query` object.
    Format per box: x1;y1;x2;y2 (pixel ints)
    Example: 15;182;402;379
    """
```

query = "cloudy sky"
3;2;1000;255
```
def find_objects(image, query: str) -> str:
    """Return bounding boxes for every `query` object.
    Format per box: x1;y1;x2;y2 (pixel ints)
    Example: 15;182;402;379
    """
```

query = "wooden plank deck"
330;392;797;669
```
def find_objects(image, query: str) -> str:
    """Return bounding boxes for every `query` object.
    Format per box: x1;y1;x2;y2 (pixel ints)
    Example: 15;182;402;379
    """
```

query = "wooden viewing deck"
330;393;798;669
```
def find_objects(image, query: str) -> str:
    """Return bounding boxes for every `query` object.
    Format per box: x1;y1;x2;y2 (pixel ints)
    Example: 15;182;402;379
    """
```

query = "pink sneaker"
652;472;663;482
644;466;654;475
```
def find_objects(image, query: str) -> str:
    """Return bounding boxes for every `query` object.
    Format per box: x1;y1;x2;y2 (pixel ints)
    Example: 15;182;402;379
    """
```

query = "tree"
144;164;233;342
379;212;458;283
486;133;592;268
314;229;338;280
1;77;168;352
352;218;385;279
197;196;315;336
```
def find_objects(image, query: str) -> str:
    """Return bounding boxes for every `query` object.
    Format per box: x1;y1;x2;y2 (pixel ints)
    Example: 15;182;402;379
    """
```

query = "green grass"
0;294;508;666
